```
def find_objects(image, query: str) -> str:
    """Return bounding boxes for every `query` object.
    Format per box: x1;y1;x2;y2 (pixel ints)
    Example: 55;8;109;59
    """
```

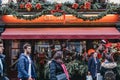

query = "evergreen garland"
0;2;120;21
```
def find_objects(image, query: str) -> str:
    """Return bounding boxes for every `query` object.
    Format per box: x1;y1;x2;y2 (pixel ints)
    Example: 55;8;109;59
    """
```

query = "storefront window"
34;40;87;62
11;40;20;70
35;40;50;53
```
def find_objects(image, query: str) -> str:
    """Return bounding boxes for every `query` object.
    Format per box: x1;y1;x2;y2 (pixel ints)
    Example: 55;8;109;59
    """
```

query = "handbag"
61;64;70;80
97;73;103;80
86;75;93;80
56;73;67;80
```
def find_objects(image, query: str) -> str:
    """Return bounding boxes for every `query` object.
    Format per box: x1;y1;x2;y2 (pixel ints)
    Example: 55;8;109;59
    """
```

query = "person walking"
49;51;70;80
88;52;101;80
17;43;36;80
0;39;9;80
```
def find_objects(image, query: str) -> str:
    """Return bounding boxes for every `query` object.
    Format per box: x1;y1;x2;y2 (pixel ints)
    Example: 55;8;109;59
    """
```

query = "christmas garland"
0;2;120;21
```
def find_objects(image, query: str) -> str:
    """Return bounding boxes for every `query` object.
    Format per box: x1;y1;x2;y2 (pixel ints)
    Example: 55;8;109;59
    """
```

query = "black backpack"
104;70;116;80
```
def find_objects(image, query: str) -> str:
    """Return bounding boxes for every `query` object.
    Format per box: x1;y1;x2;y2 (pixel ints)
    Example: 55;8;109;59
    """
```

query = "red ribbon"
51;4;66;24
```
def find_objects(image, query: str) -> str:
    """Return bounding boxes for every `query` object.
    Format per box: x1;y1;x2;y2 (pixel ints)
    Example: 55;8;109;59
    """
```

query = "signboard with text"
2;14;119;24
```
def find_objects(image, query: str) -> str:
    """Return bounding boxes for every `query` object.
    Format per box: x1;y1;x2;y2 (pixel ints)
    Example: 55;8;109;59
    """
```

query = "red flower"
97;53;102;59
35;3;42;10
20;4;24;9
72;3;79;9
84;1;91;10
116;43;120;49
105;43;112;48
25;2;32;9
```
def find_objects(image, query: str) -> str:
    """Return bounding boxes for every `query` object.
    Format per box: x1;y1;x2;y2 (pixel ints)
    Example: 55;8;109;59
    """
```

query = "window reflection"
11;40;20;70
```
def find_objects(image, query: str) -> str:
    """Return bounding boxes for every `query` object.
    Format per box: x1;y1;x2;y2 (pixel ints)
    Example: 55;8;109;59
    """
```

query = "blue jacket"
0;54;6;76
17;53;36;79
88;57;100;78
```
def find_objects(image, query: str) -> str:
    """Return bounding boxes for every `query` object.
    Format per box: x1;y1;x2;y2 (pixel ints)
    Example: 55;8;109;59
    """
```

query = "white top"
26;55;32;77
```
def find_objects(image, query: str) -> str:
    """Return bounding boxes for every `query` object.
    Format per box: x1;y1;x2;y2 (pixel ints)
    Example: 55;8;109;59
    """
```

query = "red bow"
84;1;91;10
51;4;66;24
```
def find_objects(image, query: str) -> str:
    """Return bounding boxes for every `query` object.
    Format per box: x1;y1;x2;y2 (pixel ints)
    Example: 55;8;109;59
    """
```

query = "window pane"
12;40;20;48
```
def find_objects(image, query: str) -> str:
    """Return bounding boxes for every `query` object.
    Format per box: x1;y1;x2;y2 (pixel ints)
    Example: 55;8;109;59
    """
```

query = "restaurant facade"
0;0;120;79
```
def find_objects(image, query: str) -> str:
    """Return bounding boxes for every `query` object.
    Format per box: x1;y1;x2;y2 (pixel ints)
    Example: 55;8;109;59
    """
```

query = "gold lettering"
44;15;63;21
44;15;78;22
57;16;63;20
44;16;53;21
66;17;77;22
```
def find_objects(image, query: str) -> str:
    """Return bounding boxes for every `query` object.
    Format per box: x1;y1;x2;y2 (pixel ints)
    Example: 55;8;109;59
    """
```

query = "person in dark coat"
100;58;117;80
17;43;36;80
88;52;101;80
49;51;69;80
0;39;9;80
100;49;118;80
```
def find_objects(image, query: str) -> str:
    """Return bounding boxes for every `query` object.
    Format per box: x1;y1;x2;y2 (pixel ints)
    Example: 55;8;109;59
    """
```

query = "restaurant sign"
2;14;119;24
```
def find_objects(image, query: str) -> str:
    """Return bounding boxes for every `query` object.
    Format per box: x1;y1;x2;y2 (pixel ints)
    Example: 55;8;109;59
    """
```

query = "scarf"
61;64;70;80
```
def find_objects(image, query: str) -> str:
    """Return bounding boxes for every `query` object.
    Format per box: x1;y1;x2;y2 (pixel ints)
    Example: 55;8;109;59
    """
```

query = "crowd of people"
0;39;120;80
17;39;120;80
44;39;120;80
82;40;120;80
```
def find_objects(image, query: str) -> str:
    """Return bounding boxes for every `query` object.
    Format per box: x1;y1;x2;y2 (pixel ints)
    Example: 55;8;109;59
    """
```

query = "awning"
1;27;120;39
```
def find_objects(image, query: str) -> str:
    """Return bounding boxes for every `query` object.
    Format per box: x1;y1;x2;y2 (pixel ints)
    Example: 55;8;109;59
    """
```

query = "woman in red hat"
88;52;101;80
